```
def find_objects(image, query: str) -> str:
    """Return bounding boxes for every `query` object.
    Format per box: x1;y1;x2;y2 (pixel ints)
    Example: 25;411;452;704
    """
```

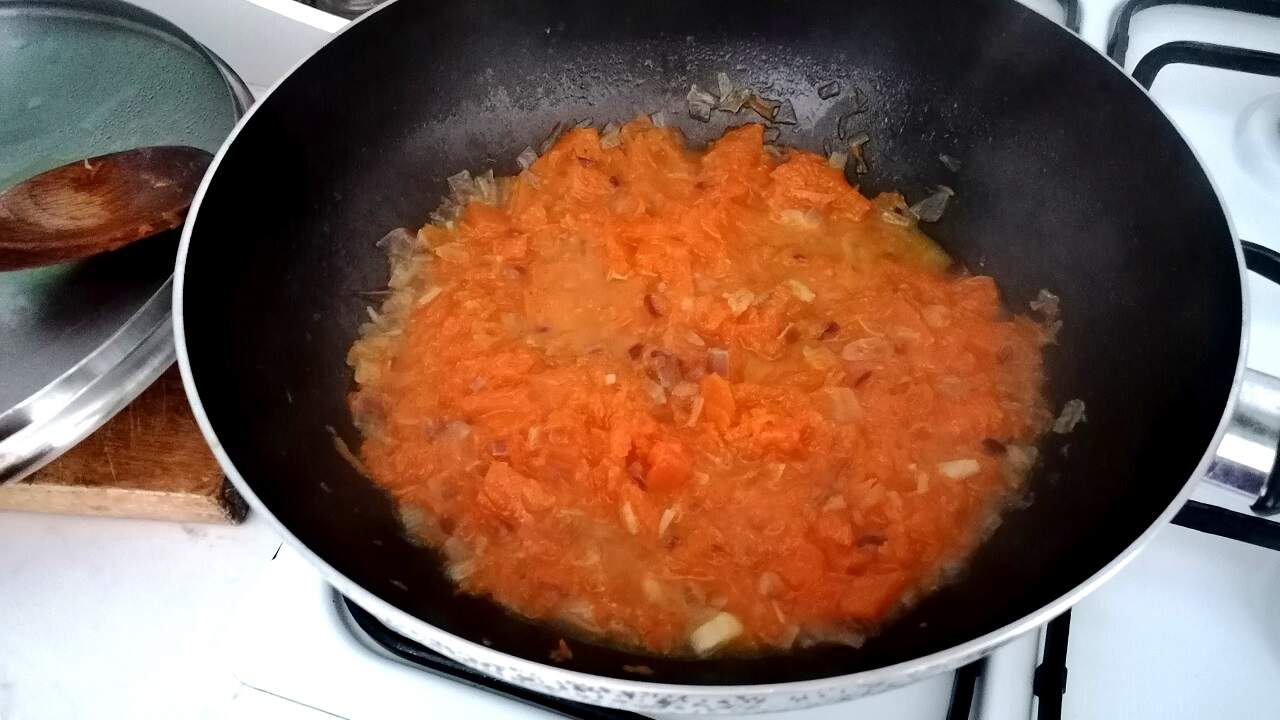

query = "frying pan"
173;0;1276;712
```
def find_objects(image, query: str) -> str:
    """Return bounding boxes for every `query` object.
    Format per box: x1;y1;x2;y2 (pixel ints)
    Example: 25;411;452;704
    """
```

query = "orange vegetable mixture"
348;118;1049;657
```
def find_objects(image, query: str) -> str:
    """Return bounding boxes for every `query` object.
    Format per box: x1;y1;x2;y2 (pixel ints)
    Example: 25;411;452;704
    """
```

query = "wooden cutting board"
0;365;247;524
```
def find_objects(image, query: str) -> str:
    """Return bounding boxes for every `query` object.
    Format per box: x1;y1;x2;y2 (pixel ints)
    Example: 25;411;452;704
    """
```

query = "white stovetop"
3;1;1280;718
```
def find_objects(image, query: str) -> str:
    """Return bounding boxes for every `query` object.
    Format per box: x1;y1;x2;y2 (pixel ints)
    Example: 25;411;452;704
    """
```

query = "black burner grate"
1108;0;1280;66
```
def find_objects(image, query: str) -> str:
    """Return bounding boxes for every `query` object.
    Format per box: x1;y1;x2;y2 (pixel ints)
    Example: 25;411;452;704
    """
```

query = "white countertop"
0;510;294;719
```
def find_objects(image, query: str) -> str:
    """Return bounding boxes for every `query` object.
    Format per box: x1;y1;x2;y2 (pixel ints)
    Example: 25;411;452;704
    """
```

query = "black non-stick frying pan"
175;0;1253;712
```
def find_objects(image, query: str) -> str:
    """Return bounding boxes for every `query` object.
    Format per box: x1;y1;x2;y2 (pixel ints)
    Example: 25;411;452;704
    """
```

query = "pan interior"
181;0;1240;685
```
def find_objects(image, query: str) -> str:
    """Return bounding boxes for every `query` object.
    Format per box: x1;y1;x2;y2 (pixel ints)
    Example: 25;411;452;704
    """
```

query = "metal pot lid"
0;0;251;482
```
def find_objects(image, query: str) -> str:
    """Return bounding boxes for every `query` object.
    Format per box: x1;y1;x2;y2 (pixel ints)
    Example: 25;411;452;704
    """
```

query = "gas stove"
142;0;1280;717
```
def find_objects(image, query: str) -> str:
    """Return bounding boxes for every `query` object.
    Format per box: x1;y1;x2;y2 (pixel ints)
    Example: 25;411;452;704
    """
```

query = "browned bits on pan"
628;343;645;360
644;293;669;317
549;638;573;663
982;438;1007;455
819;321;840;340
609;175;621;187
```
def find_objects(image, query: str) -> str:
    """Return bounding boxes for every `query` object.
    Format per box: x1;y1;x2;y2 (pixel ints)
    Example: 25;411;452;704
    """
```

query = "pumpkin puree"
348;117;1048;656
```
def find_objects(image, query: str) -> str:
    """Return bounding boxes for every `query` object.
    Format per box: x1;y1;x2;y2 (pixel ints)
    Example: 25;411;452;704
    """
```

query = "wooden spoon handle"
0;146;212;271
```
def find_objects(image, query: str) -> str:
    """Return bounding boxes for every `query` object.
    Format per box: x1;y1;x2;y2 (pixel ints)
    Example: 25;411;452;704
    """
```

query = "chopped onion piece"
621;501;640;535
376;227;417;256
841;336;891;360
516;146;539;170
658;506;678;538
880;210;913;227
440;420;472;441
398;504;428;544
474;169;498;204
757;570;781;596
939;153;962;172
784;279;816;303
650;111;668;128
642;575;663;602
723;290;755;317
448;560;475;581
815;386;861;423
433;242;470;263
909;185;955;223
691;612;744;655
937;459;981;479
1003;445;1039;486
686;395;705;427
573;118;593;129
539;121;566;154
921;305;951;328
446;170;473;199
604;373;617;386
773;99;798;125
716;72;734;99
823;495;848;511
600;122;622;149
707;347;730;376
1030;289;1061;319
416;285;444;307
1052;399;1087;434
838;111;864;140
802;345;839;370
817;81;840;99
745;94;780;121
687;84;718;123
827;150;849;170
848;133;870;174
645;381;668;405
671;381;698;398
762;126;782;144
718;87;751;113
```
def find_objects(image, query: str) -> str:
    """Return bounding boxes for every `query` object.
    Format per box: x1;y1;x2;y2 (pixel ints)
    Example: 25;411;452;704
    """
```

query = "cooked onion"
937;459;980;479
516;146;539;170
1052;399;1086;434
745;94;781;121
774;99;798;125
621;501;640;535
600;122;622;149
848;133;870;175
687;84;717;122
691;612;744;655
939;153;962;172
707;347;730;376
1030;289;1061;319
686;395;705;427
909;185;955;223
817;81;840;100
658;506;678;538
784;279;816;303
723;289;755;317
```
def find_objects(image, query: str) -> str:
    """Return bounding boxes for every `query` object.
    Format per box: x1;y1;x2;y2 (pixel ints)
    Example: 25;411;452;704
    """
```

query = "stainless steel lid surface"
0;0;251;482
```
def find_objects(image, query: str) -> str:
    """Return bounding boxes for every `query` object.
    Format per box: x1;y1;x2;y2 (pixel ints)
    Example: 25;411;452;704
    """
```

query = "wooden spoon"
0;146;213;271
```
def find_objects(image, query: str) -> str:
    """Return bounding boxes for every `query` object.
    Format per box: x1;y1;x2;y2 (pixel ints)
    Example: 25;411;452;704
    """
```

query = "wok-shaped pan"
175;0;1259;712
